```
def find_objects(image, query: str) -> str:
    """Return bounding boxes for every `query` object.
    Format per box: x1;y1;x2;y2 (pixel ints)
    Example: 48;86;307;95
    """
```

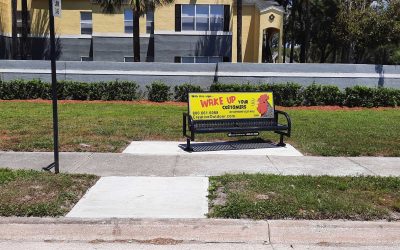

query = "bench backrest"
188;92;275;121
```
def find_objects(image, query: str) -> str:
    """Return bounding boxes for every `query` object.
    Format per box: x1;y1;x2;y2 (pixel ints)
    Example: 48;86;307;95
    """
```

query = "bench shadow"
178;138;279;152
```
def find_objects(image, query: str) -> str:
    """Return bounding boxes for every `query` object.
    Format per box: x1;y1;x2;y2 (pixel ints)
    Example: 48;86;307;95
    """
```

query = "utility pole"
43;0;60;174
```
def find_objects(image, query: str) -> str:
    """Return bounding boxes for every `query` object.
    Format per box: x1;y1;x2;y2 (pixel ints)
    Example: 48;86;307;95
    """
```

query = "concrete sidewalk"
0;217;399;248
0;152;400;177
0;151;399;177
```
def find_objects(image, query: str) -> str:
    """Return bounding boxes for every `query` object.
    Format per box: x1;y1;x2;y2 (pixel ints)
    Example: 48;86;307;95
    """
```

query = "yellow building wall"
92;5;147;35
231;5;261;63
0;0;12;34
5;0;284;62
29;0;147;36
155;0;233;31
232;5;262;63
258;8;284;63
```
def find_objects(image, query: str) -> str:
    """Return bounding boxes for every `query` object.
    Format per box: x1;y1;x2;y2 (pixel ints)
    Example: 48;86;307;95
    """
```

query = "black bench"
182;92;291;151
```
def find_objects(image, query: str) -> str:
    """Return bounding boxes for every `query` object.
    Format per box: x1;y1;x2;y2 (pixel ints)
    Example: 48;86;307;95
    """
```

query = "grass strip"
0;168;98;217
0;102;399;156
209;174;400;221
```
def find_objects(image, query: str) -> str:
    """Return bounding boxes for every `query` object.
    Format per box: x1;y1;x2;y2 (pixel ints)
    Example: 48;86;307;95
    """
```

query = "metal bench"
182;92;291;151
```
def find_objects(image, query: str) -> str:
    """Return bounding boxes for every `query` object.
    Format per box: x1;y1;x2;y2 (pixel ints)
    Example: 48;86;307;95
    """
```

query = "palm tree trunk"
133;3;140;62
237;0;242;63
11;0;18;59
21;0;29;59
289;0;296;63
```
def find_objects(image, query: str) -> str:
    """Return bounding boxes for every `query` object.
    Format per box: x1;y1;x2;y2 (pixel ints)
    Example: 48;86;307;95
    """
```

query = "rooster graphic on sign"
257;94;274;118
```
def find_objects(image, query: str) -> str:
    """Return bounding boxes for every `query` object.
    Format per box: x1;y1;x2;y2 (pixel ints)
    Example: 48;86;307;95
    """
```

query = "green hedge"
1;80;399;107
174;83;203;102
209;83;400;107
146;81;172;102
0;79;140;101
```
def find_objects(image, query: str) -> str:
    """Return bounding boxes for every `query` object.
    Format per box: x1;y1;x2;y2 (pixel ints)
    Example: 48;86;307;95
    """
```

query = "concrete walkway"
66;177;209;219
0;217;399;249
0;151;399;177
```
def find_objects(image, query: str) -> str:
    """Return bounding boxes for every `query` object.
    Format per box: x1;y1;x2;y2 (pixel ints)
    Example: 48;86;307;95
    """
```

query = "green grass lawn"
209;174;400;221
0;168;98;216
0;101;399;156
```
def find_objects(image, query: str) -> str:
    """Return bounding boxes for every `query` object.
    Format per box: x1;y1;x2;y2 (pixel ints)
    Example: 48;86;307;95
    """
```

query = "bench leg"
277;134;286;147
185;138;193;152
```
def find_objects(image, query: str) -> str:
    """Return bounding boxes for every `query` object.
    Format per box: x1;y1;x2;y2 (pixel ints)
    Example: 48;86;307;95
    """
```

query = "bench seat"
183;109;291;151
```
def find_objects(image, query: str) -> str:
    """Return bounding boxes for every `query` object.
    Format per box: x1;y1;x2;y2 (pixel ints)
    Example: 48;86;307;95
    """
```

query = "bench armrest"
182;113;193;138
275;110;291;137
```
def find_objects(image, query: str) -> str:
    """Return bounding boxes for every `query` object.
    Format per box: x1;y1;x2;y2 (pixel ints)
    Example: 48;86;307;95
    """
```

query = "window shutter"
174;56;181;63
175;4;181;32
223;5;230;32
223;57;230;62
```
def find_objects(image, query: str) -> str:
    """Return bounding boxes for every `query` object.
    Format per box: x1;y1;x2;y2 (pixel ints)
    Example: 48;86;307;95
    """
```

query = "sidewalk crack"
72;153;94;172
172;154;179;176
266;155;281;174
347;157;377;176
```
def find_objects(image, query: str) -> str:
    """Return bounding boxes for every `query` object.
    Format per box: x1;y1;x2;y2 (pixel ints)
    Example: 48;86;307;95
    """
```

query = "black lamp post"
43;0;60;174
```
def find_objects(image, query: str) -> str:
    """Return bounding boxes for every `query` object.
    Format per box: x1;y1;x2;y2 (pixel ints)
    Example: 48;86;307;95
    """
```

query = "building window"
124;56;134;62
124;9;134;33
146;10;154;34
181;56;223;63
80;12;92;35
16;11;31;35
181;5;224;31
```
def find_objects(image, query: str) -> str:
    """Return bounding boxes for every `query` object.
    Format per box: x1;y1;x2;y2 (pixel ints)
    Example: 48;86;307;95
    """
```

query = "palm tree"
96;0;173;62
237;0;242;62
21;0;29;59
11;0;18;59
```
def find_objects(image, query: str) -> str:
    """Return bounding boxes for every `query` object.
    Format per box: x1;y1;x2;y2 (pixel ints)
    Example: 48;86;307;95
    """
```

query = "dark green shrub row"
209;83;400;107
146;82;203;102
1;80;399;107
0;79;140;101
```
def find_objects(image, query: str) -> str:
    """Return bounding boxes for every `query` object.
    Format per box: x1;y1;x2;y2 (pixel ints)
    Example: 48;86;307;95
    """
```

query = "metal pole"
48;0;60;174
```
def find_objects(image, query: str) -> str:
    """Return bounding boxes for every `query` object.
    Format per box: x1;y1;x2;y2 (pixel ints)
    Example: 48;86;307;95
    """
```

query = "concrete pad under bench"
122;141;303;156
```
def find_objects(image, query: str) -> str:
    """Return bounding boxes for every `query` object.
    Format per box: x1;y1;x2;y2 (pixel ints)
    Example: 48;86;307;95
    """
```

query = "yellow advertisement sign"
189;92;274;120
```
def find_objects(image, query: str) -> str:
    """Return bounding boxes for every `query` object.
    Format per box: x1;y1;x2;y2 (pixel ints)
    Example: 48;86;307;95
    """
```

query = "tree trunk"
11;0;18;59
282;3;288;63
299;0;310;63
320;44;326;63
304;0;310;62
331;44;337;63
21;0;29;59
133;3;140;62
299;1;305;63
237;0;242;63
289;1;296;63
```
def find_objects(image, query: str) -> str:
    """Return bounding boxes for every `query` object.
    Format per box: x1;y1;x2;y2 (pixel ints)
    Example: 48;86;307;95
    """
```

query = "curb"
0;217;399;245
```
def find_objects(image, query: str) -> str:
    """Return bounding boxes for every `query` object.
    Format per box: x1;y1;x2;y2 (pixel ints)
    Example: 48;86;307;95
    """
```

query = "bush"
0;80;139;101
344;86;400;107
174;83;203;102
303;84;345;106
1;80;399;107
209;82;258;92
373;88;399;107
344;86;376;107
258;83;303;106
146;81;171;102
0;79;50;100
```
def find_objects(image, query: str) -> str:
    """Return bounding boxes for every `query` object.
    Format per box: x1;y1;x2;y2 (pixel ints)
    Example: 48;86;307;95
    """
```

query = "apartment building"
0;0;284;63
